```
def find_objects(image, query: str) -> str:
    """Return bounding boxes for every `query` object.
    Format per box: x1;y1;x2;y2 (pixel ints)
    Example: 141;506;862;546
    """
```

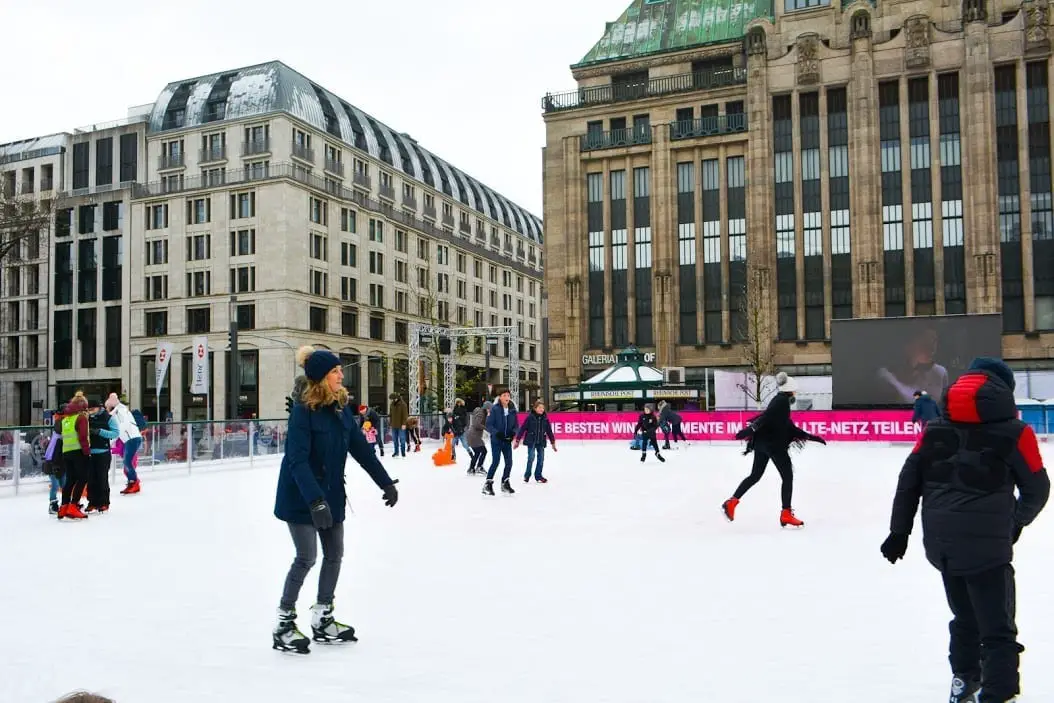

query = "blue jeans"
524;445;546;480
123;436;143;482
392;428;407;455
49;473;63;502
486;437;514;481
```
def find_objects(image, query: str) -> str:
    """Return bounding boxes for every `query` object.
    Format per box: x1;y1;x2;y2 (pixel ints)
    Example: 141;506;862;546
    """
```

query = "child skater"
407;417;422;452
465;402;490;475
634;404;665;463
721;372;825;528
514;399;557;482
362;421;379;455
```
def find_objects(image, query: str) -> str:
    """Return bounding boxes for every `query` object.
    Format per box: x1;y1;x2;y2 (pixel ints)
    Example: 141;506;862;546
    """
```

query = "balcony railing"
199;145;227;163
542;66;748;113
325;158;345;176
242;138;271;157
20;182;34;194
379;183;395;201
579;127;653;152
459;221;471;234
669;113;748;140
158;153;185;170
353;171;371;189
292;143;315;163
423;204;436;220
442;212;454;226
402;193;417;209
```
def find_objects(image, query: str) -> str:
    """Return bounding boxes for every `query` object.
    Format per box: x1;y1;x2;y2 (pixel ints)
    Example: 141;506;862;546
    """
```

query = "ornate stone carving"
1024;0;1050;51
746;27;768;57
550;337;565;360
904;15;931;69
962;0;987;24
796;34;821;85
850;10;872;40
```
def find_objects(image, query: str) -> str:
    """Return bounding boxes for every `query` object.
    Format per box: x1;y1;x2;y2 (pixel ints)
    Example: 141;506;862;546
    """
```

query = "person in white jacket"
105;393;143;494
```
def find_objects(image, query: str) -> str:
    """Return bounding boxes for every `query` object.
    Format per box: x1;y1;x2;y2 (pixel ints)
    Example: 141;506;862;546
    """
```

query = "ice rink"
1;440;1052;703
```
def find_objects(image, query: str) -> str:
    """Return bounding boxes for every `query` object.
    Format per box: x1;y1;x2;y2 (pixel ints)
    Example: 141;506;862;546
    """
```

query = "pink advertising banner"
547;411;920;442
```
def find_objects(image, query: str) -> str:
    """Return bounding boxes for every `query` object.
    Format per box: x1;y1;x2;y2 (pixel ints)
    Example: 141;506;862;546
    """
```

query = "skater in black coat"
634;405;665;463
721;372;825;527
880;357;1050;703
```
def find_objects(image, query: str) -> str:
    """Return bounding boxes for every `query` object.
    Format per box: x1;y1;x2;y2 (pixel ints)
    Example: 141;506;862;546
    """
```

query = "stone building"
542;0;1054;389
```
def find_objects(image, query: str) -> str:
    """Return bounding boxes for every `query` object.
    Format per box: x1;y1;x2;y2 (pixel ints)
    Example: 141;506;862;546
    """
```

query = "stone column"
562;137;583;383
744;26;775;350
819;86;833;336
602;161;613;347
719;145;730;343
961;7;1001;313
652;127;676;367
900;77;916;315
1016;61;1036;331
792;89;806;339
848;19;882;317
694;146;705;343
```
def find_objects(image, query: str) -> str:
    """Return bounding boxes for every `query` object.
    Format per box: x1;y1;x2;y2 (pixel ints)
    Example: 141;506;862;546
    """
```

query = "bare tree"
735;264;777;408
0;190;53;266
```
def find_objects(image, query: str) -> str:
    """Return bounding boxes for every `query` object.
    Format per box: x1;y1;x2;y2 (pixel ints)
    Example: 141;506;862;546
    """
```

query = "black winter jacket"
738;392;814;454
516;411;556;448
635;413;660;436
452;404;469;435
888;370;1050;575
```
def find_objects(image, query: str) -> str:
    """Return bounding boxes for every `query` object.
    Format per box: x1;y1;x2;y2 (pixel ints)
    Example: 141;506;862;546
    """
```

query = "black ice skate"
640;454;646;463
272;608;310;654
655;452;665;463
310;603;357;644
949;674;981;703
482;480;495;496
49;500;59;516
501;479;515;495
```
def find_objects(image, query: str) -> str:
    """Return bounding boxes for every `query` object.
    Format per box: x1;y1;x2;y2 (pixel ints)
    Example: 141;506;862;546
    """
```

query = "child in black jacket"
634;405;665;463
722;372;825;527
514;400;558;482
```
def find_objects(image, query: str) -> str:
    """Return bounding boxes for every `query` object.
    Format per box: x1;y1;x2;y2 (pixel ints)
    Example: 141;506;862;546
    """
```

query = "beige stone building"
124;61;543;420
542;0;1054;390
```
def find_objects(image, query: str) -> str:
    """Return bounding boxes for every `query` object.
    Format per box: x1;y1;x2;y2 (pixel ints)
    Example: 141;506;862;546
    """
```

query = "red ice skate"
780;508;804;528
121;479;141;495
60;503;88;520
721;498;739;522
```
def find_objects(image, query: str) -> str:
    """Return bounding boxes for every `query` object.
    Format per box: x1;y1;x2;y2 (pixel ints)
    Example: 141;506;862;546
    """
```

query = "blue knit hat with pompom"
968;357;1015;391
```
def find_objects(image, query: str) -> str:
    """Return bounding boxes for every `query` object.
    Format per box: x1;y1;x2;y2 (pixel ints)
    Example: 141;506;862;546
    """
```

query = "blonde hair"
54;692;115;703
296;345;349;411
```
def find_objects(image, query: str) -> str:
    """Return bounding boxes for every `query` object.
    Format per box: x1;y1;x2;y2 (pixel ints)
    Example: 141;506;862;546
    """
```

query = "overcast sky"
0;0;624;217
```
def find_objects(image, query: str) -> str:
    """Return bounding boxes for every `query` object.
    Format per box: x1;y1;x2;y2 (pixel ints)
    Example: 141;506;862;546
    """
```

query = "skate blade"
780;523;805;529
312;636;358;644
273;643;311;655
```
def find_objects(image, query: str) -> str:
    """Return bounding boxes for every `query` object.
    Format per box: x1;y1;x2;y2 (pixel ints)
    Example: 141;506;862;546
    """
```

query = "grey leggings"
279;522;344;610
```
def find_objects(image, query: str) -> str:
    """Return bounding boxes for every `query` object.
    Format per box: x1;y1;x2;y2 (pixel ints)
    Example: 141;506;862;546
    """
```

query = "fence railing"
0;413;453;496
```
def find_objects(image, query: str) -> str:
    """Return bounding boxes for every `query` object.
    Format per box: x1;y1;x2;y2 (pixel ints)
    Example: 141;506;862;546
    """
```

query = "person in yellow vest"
58;391;93;520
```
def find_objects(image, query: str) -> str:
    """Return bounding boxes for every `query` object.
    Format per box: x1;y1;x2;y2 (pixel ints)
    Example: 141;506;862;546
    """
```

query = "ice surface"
1;442;1051;703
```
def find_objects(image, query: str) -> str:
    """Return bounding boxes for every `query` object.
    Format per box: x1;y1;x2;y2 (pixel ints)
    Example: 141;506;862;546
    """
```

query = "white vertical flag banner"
155;342;175;390
190;336;210;395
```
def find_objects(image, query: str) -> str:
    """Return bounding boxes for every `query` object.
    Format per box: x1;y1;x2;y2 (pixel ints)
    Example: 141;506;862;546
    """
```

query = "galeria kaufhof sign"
582;352;656;366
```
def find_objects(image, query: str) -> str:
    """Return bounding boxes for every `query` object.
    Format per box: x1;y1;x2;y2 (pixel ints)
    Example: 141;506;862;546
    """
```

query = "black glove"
309;498;334;530
880;532;909;564
735;427;753;441
1012;524;1023;544
382;480;399;508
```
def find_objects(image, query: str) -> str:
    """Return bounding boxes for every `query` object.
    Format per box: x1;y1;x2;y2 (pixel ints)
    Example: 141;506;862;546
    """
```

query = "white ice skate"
310;602;358;644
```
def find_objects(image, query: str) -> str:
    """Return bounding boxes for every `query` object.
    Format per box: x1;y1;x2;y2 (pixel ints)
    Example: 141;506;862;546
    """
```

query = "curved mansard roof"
147;61;543;243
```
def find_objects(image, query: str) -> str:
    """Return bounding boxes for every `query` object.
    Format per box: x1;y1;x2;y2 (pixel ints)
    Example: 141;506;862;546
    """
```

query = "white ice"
1;441;1052;703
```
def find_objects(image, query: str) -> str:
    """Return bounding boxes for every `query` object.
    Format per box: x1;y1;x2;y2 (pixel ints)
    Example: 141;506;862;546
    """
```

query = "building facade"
542;0;1054;388
0;136;65;425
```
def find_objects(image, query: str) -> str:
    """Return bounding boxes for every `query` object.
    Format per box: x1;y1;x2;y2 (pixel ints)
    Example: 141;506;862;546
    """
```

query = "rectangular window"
341;277;358;302
237;304;255;331
55;242;73;305
119;133;138;183
310;197;328;225
230;266;256;293
341;242;357;268
102;201;121;231
340;208;357;233
828;86;852;320
310;233;328;261
610;170;628;347
587;172;605;348
146;239;168;266
145;310;168;336
102;236;122;301
369;218;384;242
1028;62;1054;329
72;142;89;190
800;92;824;339
78;239;97;303
996;65;1024;331
341;308;358;336
95;137;113;186
79;204;96;235
310;269;327;297
880;80;906;317
144;275;169;301
774;94;797;340
230;229;256;256
230;192;256;219
309;306;327;333
186;307;211;334
53;310;73;370
187;197;211;225
186;270;211;297
369;250;384;275
633;166;652;347
186;233;211;262
369;283;384;307
369;314;384;341
678;160;695;345
105;306;121;367
78;308;96;368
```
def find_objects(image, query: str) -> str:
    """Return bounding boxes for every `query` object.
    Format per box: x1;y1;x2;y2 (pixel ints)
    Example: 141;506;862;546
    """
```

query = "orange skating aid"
432;433;456;466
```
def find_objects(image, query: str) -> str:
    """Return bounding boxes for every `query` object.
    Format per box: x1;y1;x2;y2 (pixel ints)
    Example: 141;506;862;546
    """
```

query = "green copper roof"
577;0;774;67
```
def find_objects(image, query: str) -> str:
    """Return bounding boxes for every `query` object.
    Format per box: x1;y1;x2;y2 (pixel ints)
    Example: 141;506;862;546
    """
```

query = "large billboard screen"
830;314;1003;408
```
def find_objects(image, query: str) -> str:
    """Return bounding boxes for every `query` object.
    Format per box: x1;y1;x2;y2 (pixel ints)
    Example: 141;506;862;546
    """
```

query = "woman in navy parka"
272;346;399;654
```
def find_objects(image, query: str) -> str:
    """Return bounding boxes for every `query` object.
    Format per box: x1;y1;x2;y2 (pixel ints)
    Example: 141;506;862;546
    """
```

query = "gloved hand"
735;427;753;441
880;532;909;564
382;481;399;508
1012;524;1023;544
310;498;334;530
